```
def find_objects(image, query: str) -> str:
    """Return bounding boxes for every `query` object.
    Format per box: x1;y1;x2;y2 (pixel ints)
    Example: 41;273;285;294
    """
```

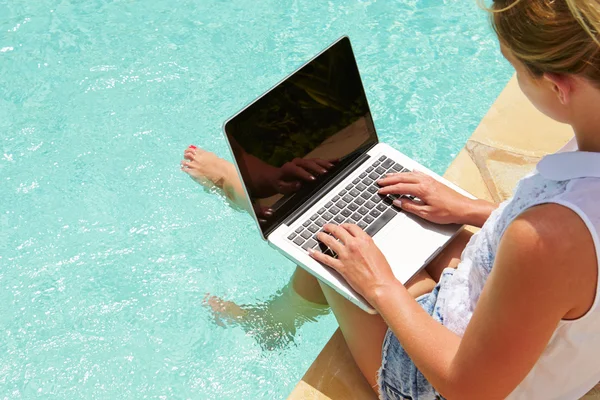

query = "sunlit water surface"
0;0;511;398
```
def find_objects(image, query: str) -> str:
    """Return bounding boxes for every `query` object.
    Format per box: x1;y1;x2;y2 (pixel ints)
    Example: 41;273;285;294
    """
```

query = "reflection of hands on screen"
254;204;275;226
274;158;336;194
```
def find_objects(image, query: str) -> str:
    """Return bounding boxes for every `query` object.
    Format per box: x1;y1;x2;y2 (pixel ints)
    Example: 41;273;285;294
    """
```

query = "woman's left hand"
309;223;399;306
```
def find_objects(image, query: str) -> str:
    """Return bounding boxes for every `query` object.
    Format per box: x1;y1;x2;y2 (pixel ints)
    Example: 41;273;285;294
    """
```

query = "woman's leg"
322;231;472;391
182;146;328;305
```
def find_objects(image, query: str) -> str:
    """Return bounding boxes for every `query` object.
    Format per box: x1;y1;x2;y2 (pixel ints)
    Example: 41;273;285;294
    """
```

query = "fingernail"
189;145;197;149
264;211;273;216
393;199;402;207
307;248;314;255
309;176;316;181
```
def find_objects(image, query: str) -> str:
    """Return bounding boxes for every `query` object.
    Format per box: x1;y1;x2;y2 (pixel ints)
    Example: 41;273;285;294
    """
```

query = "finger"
377;182;423;197
394;198;432;218
308;248;344;270
282;162;315;181
377;172;420;186
316;231;343;254
313;159;335;169
180;160;192;168
276;180;302;194
323;223;352;244
341;223;366;237
296;159;328;175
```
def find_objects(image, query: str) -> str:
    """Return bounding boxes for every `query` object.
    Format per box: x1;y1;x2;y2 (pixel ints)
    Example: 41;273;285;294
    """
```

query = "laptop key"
368;172;379;180
366;166;374;173
371;194;383;203
365;200;376;209
362;177;373;186
322;212;334;221
301;231;312;239
345;184;353;190
303;220;311;227
341;209;352;217
356;183;367;191
349;189;360;197
358;207;368;215
359;172;367;179
342;195;353;203
348;203;358;211
370;209;381;218
308;224;320;233
375;166;386;175
325;201;333;208
288;233;297;240
372;160;381;167
330;206;341;215
332;195;340;202
311;214;319;221
367;186;378;194
355;197;365;205
392;163;404;172
361;192;371;200
339;189;348;196
358;221;368;230
379;155;387;161
336;200;347;209
293;236;305;246
302;239;318;250
364;215;375;224
318;207;326;214
334;215;345;224
365;209;397;237
351;213;362;222
352;178;360;184
316;218;326;227
377;203;388;212
382;159;394;168
295;226;303;234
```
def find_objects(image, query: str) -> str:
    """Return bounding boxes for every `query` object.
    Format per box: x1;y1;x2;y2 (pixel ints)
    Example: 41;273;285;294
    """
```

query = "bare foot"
180;145;230;189
203;288;329;351
203;294;248;327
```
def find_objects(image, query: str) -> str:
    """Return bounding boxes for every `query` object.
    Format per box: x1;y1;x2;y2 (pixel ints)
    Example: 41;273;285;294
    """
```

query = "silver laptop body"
223;36;473;314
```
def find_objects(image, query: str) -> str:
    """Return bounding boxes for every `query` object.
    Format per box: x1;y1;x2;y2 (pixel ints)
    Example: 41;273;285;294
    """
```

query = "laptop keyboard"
287;155;412;257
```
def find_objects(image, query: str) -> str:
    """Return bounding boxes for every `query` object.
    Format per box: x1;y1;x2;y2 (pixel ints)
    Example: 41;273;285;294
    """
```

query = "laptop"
223;36;473;314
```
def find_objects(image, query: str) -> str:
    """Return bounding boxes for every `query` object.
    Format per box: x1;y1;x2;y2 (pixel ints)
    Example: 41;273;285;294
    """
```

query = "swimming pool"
0;0;512;398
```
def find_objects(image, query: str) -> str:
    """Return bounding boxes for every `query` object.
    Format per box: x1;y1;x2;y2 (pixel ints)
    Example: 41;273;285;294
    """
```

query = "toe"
184;151;195;161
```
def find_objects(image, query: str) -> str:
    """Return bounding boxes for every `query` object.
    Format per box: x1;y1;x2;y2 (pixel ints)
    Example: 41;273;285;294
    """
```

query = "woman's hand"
309;223;399;306
377;171;495;227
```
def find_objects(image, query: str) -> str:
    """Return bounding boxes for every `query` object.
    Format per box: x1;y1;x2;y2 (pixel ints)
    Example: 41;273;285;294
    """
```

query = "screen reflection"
225;37;378;235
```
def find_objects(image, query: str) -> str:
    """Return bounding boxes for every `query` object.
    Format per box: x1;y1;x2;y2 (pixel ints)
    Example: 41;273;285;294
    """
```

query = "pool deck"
288;76;600;400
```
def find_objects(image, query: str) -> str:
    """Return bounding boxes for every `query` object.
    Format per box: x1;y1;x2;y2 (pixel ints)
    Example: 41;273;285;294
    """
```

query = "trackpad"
373;212;450;284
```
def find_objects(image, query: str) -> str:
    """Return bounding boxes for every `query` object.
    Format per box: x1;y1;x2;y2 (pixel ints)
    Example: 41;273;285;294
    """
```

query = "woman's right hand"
377;171;494;227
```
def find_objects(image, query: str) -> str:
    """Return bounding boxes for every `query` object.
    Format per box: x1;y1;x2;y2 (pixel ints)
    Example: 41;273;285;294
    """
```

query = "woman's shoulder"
502;203;598;318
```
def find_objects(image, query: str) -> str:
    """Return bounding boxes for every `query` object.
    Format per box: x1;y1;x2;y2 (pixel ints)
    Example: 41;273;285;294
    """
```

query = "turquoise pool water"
0;1;512;398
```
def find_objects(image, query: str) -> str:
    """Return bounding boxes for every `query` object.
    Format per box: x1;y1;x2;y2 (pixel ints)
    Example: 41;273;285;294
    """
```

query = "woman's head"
481;0;600;123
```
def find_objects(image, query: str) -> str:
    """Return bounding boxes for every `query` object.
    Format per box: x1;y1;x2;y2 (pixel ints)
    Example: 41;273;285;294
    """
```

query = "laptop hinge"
281;150;374;228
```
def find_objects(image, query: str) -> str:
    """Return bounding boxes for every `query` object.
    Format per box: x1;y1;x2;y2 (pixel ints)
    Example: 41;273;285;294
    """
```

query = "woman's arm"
312;204;597;399
377;171;497;228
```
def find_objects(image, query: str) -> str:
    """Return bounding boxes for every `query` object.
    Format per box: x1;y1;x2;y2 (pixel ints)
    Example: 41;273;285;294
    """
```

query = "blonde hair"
479;0;600;84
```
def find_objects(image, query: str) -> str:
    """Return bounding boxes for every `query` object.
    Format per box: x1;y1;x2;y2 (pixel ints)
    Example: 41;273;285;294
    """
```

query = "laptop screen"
224;37;378;237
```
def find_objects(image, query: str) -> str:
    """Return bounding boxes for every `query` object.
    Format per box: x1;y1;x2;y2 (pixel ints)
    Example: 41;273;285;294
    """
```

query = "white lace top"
437;138;600;399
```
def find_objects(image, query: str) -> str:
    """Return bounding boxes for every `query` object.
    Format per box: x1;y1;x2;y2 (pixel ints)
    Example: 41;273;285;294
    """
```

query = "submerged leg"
183;145;331;347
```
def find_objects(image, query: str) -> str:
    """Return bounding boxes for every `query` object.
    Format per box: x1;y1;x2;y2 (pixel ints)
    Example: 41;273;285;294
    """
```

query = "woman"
182;0;600;398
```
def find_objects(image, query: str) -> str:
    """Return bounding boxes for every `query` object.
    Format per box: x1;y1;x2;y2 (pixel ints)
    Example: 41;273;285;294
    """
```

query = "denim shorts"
377;270;453;400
